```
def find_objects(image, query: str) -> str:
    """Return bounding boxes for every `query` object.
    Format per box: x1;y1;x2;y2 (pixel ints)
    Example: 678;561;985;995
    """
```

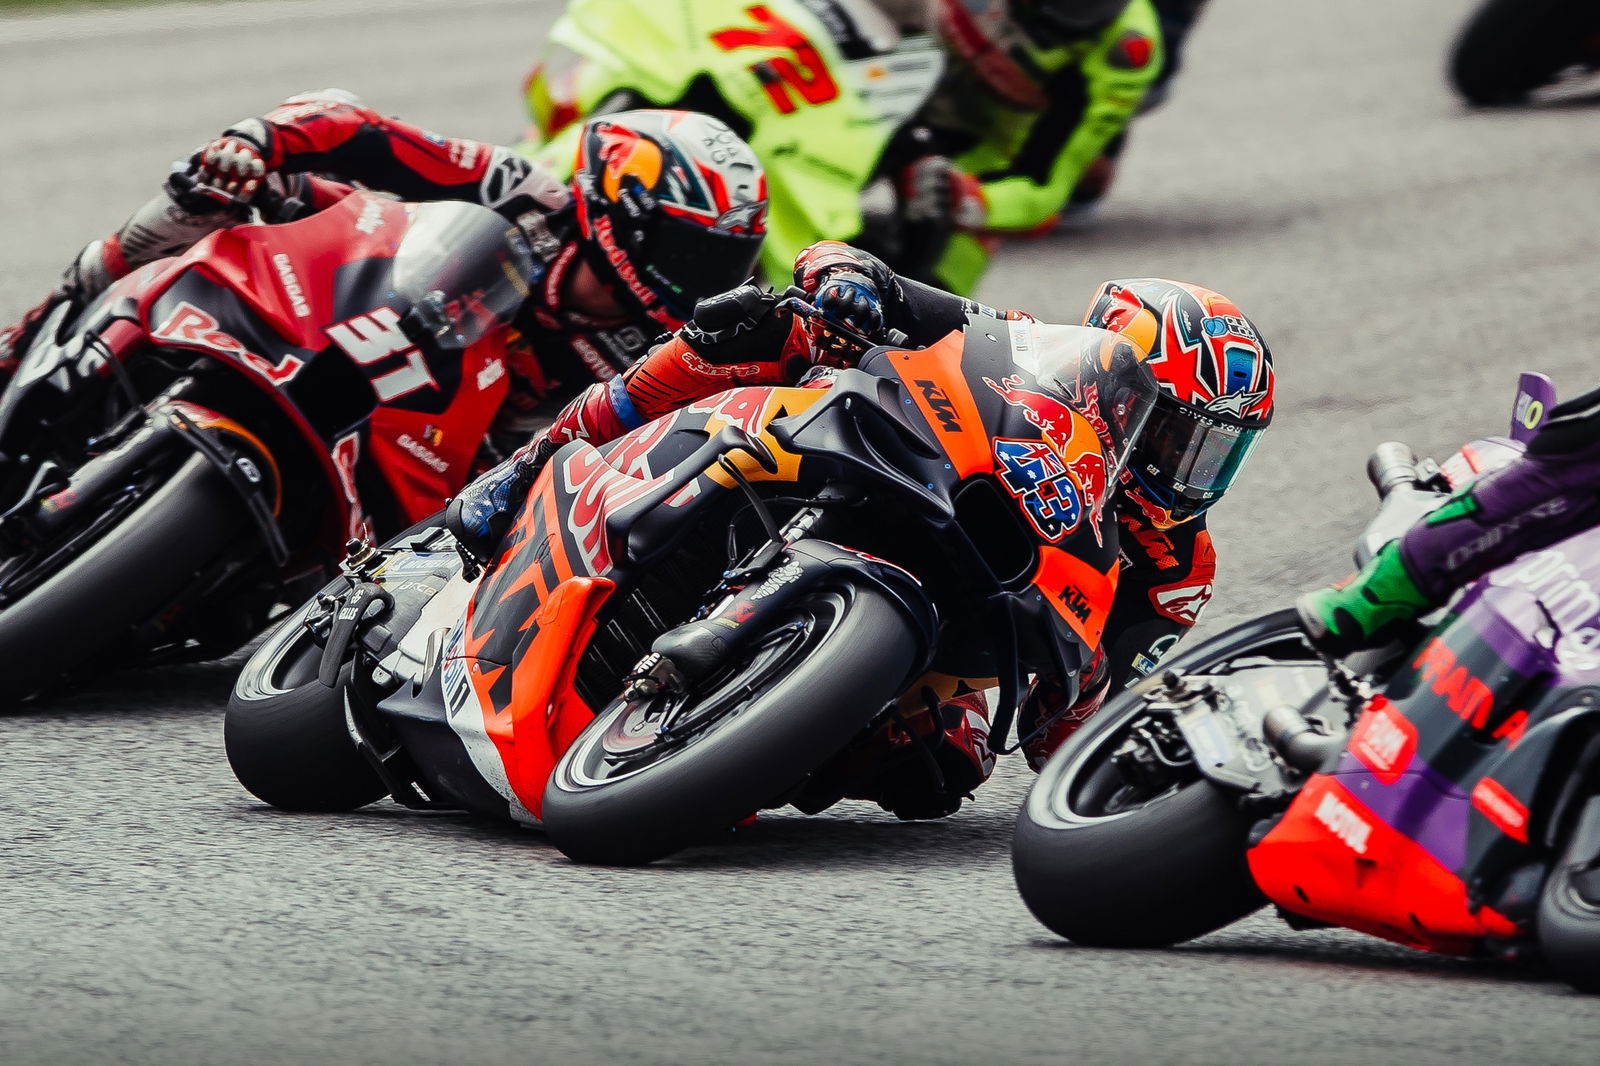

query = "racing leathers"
1300;388;1600;654
458;240;1218;815
924;0;1165;233
0;91;664;442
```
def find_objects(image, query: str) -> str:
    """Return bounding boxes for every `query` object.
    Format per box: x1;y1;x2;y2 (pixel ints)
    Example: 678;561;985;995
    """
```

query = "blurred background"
2;1;1598;1063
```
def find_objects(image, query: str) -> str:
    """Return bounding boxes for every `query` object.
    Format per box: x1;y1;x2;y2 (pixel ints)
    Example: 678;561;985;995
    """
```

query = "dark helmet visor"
639;213;765;322
1135;399;1266;504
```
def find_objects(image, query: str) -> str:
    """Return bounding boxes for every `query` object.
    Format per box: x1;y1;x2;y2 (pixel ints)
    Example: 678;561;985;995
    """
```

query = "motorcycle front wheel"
0;452;246;704
542;584;922;865
225;588;385;813
1011;609;1319;948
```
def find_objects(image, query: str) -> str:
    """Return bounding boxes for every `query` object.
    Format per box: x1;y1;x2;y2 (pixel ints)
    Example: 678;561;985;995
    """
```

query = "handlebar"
775;293;909;353
166;169;302;225
1366;441;1420;499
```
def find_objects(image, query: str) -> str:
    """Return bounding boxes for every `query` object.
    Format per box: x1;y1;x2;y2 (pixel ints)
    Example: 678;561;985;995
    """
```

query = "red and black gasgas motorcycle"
0;187;529;702
225;310;1159;865
1012;373;1600;993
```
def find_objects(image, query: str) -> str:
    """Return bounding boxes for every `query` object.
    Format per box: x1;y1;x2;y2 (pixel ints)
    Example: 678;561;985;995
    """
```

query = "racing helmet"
572;110;768;331
1083;279;1275;529
930;0;1130;106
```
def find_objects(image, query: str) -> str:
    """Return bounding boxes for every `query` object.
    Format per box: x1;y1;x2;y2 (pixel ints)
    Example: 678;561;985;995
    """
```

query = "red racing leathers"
514;240;1218;802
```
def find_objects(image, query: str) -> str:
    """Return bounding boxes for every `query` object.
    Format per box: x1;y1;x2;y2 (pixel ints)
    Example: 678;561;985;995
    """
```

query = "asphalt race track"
3;0;1600;1062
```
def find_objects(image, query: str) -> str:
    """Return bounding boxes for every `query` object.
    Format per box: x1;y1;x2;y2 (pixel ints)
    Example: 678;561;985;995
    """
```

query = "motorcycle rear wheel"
1449;0;1597;105
1011;609;1316;948
1538;795;1600;993
0;452;245;704
542;585;920;865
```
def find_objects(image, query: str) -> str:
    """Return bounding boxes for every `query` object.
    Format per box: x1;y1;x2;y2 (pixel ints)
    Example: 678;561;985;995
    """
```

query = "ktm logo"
1060;584;1092;623
915;379;962;433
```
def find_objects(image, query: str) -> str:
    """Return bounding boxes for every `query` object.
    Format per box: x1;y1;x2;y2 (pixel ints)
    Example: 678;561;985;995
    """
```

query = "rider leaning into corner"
1299;389;1600;655
0;90;768;452
447;240;1276;819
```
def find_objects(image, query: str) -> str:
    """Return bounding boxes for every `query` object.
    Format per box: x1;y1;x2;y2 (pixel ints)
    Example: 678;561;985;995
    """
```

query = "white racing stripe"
0;0;523;46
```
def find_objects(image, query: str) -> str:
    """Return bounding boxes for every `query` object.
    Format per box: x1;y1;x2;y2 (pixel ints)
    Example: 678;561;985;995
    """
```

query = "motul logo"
1314;791;1371;854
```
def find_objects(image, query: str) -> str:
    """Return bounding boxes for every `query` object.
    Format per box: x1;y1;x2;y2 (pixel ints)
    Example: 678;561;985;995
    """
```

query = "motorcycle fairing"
445;386;831;818
874;325;1123;659
130;194;524;534
521;0;945;283
1252;525;1600;953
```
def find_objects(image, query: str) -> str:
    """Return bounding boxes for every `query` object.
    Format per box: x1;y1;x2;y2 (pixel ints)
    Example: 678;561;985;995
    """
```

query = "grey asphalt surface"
3;0;1600;1063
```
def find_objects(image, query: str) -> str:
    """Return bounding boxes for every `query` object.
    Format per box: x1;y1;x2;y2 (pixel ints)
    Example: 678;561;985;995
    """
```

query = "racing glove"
193;128;271;202
898;155;988;232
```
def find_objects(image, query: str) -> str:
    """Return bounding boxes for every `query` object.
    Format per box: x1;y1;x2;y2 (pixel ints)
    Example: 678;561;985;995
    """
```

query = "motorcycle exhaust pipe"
1262;704;1343;773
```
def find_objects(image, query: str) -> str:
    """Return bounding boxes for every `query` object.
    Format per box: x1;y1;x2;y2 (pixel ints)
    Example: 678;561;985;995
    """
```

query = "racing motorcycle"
1012;372;1600;992
1450;0;1600;106
225;308;1158;865
0;185;530;702
519;0;993;292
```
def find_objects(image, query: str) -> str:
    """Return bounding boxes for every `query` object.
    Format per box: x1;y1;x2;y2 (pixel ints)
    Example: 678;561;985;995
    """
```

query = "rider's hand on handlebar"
898;155;987;232
811;270;884;338
193;133;269;203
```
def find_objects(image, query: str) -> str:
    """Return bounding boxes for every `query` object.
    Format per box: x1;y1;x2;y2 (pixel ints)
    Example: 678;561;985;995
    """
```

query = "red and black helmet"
572;110;768;331
1084;278;1275;528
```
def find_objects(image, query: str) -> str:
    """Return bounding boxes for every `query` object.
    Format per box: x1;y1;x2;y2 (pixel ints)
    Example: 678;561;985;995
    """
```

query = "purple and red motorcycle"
1013;372;1600;992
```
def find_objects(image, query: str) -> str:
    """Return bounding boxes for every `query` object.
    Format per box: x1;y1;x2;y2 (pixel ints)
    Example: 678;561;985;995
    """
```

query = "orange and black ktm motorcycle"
225;308;1157;865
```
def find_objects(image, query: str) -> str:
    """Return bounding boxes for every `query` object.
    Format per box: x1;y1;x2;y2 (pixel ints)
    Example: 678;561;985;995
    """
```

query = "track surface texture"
3;0;1600;1062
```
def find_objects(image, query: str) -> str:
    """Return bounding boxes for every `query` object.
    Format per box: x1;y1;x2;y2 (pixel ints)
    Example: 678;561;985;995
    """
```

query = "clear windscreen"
1028;323;1160;485
391;201;534;349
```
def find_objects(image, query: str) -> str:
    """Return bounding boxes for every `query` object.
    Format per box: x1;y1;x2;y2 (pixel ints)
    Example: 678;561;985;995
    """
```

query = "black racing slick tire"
225;599;385;813
1448;0;1595;105
1538;796;1600;993
0;453;244;704
1010;610;1317;948
543;586;921;866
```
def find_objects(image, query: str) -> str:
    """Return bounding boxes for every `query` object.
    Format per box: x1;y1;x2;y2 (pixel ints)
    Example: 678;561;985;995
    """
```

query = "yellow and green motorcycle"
520;0;992;293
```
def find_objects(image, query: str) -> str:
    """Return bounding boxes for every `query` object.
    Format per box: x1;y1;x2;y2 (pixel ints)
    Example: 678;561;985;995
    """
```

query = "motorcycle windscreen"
390;202;536;349
1028;323;1160;491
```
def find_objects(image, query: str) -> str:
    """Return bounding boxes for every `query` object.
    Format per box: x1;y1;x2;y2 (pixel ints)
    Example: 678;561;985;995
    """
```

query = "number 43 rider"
0;93;769;462
448;241;1276;818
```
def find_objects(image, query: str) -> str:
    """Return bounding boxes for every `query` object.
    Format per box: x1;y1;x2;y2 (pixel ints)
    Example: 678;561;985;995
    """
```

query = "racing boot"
1296;539;1435;657
1019;656;1109;772
872;690;995;820
445;436;558;564
0;290;69;388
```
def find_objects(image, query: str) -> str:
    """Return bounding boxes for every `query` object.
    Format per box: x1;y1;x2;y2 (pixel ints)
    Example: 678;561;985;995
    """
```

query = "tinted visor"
640;215;765;323
1135;400;1265;505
